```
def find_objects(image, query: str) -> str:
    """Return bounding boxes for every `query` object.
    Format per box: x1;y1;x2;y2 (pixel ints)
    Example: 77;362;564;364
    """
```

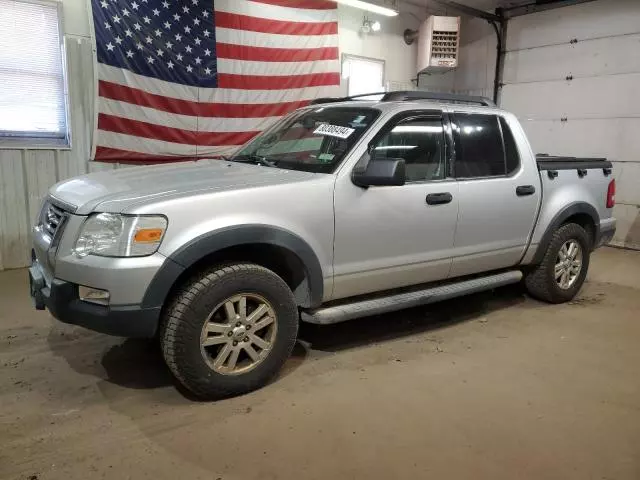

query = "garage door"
501;0;640;249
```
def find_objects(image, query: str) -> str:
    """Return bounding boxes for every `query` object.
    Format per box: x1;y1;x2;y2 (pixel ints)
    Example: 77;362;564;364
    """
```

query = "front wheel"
524;223;591;304
160;263;299;399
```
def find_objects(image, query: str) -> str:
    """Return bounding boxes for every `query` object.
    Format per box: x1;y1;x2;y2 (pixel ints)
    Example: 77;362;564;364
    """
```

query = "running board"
301;271;523;325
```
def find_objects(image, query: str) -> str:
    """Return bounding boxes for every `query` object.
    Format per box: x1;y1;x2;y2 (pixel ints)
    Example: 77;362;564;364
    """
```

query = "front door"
332;112;459;300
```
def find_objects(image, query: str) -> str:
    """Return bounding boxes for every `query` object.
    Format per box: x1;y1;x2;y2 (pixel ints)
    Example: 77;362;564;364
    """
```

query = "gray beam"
429;0;502;23
502;0;597;19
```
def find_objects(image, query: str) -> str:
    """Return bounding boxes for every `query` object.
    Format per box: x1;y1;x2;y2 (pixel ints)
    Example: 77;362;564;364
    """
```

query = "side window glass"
370;117;446;183
454;114;506;178
500;117;520;175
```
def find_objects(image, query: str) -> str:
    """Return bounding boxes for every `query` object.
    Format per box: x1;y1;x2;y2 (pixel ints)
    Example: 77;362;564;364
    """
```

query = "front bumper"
29;262;161;338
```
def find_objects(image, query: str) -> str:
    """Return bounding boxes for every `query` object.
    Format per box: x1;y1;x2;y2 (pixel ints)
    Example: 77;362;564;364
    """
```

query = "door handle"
426;192;453;205
516;185;536;196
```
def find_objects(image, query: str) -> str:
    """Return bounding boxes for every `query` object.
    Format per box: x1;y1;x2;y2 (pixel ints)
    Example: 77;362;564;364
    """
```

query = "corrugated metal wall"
501;0;640;249
0;36;123;271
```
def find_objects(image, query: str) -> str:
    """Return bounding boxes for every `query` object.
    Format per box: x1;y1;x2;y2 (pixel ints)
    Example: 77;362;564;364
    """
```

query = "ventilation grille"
432;31;458;60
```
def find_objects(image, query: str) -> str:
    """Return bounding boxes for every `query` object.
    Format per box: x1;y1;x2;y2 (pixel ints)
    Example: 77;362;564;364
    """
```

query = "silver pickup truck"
29;91;616;399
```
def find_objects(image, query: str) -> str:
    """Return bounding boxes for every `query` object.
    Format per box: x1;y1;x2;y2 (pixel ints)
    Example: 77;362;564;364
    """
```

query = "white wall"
420;0;640;250
0;0;426;271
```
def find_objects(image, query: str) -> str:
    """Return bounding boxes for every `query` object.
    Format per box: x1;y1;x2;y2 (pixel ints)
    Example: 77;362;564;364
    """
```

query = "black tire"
524;223;591;304
160;263;299;400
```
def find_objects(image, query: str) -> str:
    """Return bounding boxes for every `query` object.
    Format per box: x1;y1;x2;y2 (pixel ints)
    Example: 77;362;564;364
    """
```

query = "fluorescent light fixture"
371;21;381;32
336;0;399;17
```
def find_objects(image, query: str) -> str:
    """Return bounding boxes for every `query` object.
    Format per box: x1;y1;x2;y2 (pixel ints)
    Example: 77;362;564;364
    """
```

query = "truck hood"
50;160;318;215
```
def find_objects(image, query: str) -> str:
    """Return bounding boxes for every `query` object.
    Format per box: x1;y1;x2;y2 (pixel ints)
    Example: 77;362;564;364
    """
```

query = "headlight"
73;213;167;258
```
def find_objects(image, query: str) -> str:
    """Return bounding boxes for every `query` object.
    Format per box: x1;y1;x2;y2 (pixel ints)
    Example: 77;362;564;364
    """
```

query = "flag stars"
182;6;190;13
114;36;122;45
122;8;130;17
176;53;183;61
167;60;174;69
145;35;153;44
152;8;160;16
203;29;210;37
166;41;173;49
175;33;182;41
204;48;211;56
156;49;164;57
126;50;134;58
186;65;193;72
202;10;209;18
147;56;155;64
136;42;143;50
125;28;132;37
204;67;212;75
131;1;139;10
192;0;198;5
194;57;201;65
155;29;162;37
173;13;181;21
184;25;191;34
104;22;112;30
193;18;200;26
112;14;121;23
185;45;192;53
162;0;169;7
164;21;171;29
106;42;115;51
133;22;141;31
142;16;151;24
100;0;108;8
194;37;201;46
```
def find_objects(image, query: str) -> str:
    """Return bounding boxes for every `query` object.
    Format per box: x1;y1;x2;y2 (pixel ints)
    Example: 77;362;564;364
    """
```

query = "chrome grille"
41;202;66;238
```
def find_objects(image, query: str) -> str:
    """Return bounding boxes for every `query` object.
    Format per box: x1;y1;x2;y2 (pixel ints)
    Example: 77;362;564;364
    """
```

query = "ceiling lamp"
335;0;399;17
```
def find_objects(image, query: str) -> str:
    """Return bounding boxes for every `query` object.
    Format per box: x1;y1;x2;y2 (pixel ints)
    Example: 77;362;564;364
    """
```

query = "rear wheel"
160;263;299;399
524;223;590;303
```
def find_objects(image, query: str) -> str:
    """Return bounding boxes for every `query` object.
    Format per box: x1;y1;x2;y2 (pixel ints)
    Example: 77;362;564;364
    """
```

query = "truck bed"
536;154;613;171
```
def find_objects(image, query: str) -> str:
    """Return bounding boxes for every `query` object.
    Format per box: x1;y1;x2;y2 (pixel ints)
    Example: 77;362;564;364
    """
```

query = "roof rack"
310;90;496;107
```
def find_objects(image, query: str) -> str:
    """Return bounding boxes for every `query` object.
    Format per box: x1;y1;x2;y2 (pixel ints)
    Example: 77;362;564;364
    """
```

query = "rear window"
453;113;505;178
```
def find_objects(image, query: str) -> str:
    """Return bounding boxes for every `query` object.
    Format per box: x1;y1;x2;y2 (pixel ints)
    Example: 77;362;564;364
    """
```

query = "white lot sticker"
313;124;355;139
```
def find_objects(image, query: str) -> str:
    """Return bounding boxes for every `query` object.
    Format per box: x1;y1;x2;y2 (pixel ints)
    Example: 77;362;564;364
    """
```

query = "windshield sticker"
318;153;335;163
313;124;356;139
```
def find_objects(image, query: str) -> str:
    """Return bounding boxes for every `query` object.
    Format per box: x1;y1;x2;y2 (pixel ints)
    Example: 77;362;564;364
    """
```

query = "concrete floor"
1;247;639;480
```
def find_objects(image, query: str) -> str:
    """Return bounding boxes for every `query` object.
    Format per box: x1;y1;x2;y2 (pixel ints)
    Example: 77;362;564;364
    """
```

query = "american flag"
91;0;340;162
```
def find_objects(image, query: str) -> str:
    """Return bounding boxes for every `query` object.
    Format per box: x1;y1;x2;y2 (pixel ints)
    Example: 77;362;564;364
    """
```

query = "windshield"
231;107;380;173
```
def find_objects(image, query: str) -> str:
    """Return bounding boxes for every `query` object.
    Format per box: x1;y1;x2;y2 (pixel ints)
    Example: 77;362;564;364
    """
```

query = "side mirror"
352;157;406;187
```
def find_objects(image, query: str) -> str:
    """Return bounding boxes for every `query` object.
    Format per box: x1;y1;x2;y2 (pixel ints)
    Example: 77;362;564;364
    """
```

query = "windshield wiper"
232;154;278;168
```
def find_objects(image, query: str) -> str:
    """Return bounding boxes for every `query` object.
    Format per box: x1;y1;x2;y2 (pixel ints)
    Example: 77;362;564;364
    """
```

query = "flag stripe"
216;43;338;62
217;58;340;76
98;113;259;146
99;97;281;132
215;27;339;49
216;0;338;23
95;147;229;162
217;72;340;90
98;64;339;103
99;80;311;118
250;0;338;10
215;12;338;36
95;131;241;158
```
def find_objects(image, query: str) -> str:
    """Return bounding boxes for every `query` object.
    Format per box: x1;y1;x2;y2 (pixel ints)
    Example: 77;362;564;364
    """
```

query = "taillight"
606;179;616;208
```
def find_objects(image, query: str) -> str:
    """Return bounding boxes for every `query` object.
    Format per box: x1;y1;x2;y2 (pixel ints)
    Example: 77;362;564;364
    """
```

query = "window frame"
0;0;71;149
357;109;454;185
451;112;521;181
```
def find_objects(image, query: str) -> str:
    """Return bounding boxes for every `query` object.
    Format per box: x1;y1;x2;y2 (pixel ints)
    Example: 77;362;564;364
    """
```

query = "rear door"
450;112;541;277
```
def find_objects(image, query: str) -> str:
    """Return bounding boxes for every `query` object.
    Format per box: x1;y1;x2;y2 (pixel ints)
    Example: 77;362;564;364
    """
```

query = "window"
370;117;446;183
453;114;505;178
342;54;385;97
232;107;380;174
500;117;520;175
0;0;69;146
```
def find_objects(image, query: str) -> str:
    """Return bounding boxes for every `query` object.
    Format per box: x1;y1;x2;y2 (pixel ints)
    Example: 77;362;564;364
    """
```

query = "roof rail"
310;90;496;107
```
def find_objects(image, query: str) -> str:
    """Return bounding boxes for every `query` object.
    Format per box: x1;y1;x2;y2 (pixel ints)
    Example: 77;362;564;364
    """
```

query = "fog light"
79;286;110;306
